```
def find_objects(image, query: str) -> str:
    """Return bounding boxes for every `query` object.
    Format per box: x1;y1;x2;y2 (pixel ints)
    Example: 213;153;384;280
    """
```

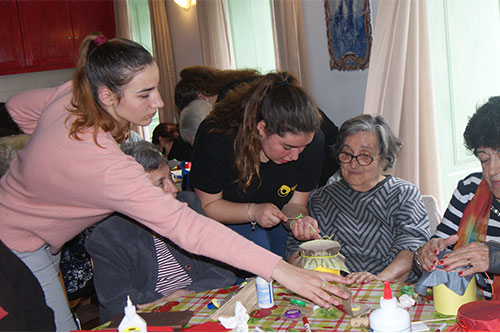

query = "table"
139;281;457;332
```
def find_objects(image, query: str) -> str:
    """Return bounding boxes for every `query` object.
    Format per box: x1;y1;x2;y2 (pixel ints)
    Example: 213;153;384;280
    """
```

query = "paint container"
256;276;274;308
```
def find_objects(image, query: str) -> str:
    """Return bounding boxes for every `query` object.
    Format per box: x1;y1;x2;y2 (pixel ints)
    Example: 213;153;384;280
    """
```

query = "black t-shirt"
168;137;192;162
317;108;339;186
190;120;324;209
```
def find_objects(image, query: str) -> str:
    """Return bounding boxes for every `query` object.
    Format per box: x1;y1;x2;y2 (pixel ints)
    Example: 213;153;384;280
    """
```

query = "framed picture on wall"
324;0;372;71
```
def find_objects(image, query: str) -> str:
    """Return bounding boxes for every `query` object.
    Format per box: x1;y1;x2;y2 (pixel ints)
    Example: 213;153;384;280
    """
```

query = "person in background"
0;134;29;176
287;115;430;283
415;96;500;300
0;32;350;331
179;99;212;146
0;134;54;331
0;239;55;331
87;141;235;323
174;65;339;186
152;122;192;162
174;65;260;112
190;71;324;267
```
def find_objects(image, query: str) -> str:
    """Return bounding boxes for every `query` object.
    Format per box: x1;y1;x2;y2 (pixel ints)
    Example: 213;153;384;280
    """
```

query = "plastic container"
118;295;148;332
433;275;477;315
256;276;274;308
369;281;411;332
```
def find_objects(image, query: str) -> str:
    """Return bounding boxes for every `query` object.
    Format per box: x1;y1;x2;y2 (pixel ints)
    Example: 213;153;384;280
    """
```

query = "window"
128;0;158;140
226;0;276;72
428;0;500;202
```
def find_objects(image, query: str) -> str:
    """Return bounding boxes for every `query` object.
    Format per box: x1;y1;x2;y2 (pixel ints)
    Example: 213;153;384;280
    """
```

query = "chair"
422;195;442;235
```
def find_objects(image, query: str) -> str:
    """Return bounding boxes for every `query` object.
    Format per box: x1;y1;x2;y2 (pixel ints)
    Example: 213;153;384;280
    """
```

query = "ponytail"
209;72;320;191
67;32;153;146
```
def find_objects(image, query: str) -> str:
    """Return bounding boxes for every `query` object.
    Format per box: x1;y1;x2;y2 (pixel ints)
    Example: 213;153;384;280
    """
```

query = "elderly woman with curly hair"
286;114;430;283
415;96;500;300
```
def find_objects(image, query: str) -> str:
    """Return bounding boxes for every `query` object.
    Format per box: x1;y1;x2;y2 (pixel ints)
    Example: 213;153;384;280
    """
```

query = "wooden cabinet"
0;1;25;73
0;0;115;76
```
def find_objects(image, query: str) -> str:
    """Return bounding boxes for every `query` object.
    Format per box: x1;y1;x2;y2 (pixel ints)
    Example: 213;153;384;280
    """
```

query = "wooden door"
69;0;116;57
0;0;25;74
17;0;75;69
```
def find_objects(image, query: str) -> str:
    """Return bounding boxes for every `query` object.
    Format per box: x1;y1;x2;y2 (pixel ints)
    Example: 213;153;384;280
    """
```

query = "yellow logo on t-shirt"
278;184;297;197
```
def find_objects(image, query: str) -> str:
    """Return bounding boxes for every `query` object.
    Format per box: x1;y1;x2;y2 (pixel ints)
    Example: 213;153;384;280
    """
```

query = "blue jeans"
13;245;77;332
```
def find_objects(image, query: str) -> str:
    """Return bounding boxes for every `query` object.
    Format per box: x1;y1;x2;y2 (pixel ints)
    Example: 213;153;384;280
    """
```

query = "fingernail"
444;266;449;270
430;265;434;270
433;260;437;264
439;260;444;265
434;249;439;254
458;271;463;276
443;255;448;259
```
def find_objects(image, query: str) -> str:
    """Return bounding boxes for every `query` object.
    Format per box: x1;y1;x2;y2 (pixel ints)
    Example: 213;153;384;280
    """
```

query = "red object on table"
447;301;500;332
182;321;230;332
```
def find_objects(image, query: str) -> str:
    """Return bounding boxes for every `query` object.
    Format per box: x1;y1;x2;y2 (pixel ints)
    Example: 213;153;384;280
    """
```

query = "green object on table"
290;298;306;307
400;285;416;296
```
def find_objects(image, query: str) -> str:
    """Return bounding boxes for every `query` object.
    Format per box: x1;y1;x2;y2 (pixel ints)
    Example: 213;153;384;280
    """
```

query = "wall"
302;0;378;127
165;1;203;79
0;69;73;102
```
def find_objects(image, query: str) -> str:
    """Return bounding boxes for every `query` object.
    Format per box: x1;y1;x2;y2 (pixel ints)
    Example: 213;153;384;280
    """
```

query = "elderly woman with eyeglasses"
286;114;430;283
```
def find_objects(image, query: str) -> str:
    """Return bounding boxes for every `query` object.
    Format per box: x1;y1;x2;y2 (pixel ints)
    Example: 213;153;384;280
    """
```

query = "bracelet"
248;203;257;231
414;245;424;267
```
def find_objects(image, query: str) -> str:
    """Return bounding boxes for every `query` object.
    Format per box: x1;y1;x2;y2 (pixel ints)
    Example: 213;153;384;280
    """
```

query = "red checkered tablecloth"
137;281;457;332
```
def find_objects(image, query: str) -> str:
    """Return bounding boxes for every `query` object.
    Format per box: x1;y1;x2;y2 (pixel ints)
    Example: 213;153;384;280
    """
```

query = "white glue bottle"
118;295;148;332
369;281;411;332
256;276;274;308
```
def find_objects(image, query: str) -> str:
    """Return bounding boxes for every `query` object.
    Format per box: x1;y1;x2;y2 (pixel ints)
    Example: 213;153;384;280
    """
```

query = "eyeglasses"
338;152;379;166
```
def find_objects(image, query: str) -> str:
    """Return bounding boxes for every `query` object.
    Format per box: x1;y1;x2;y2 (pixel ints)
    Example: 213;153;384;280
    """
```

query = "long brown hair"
208;72;321;190
67;32;154;146
174;66;261;111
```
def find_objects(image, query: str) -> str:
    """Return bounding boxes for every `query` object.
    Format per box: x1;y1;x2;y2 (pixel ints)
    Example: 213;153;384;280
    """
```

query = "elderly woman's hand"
417;235;458;271
345;271;379;284
291;215;321;241
440;241;490;276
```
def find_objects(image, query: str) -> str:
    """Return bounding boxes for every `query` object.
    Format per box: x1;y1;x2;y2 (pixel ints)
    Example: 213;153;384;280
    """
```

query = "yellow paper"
314;265;340;278
433;275;477;315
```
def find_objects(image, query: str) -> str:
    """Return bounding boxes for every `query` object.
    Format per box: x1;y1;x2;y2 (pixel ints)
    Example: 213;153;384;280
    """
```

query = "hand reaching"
271;260;353;309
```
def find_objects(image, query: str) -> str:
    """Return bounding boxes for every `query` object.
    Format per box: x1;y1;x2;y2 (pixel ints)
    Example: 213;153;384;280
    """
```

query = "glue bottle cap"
383;281;392;300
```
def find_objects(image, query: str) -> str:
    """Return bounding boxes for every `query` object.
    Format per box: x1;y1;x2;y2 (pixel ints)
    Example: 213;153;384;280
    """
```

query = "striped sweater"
435;172;500;299
286;175;430;282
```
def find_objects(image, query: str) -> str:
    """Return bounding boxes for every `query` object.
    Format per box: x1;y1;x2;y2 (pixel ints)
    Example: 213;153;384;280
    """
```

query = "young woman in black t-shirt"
190;72;323;259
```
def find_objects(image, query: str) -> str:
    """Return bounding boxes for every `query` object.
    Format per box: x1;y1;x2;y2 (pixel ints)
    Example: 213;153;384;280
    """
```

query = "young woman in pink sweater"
0;33;350;330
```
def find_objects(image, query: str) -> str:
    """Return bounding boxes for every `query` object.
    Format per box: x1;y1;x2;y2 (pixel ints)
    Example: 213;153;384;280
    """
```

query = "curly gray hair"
332;114;402;171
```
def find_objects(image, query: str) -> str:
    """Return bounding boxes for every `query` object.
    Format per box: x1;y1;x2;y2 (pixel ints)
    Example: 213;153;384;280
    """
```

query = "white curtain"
271;0;310;92
149;0;177;123
363;0;442;208
196;0;234;69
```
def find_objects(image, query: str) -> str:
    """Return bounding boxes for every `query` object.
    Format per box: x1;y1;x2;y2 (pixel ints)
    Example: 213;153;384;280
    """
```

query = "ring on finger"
321;281;328;289
467;258;472;266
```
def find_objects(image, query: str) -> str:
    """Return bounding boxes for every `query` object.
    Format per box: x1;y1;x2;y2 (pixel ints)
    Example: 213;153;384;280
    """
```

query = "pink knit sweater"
0;82;280;280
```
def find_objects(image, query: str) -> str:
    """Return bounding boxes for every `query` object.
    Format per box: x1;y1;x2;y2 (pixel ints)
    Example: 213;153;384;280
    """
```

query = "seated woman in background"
415;97;500;300
152;122;192;162
179;99;212;146
86;141;235;323
286;114;430;283
174;65;260;112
